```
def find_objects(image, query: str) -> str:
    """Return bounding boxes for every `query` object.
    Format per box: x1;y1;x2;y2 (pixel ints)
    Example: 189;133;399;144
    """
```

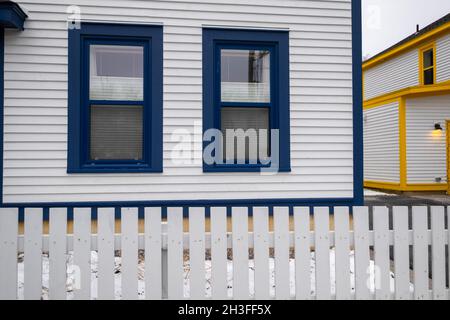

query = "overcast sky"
362;0;450;58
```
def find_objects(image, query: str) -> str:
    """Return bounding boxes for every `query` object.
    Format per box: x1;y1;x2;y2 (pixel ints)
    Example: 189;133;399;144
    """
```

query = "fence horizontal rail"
15;230;450;252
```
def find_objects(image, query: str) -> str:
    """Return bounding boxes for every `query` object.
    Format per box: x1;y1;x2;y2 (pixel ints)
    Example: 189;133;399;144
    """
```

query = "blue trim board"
67;23;163;173
352;0;364;206
0;1;28;30
0;2;364;210
0;28;4;205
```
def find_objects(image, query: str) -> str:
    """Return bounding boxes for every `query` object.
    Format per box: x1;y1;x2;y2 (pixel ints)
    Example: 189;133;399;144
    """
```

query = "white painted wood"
188;207;206;300
253;207;270;300
314;207;331;300
210;207;228;300
232;207;249;300
363;102;400;183
273;207;290;300
97;208;115;300
430;206;446;300
412;206;429;300
145;207;162;300
364;49;419;100
73;208;91;300
436;33;450;83
121;208;139;300
49;208;67;300
393;207;410;300
353;206;371;300
294;207;311;300
372;206;391;300
0;208;18;299
167;207;184;300
334;207;351;300
406;94;450;184
2;0;355;204
24;208;43;300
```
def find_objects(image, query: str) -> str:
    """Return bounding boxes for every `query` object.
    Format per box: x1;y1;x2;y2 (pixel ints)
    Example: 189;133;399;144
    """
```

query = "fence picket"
393;207;410;300
49;208;67;300
274;207;290;300
430;206;446;300
0;208;18;300
24;208;43;300
353;206;371;300
412;206;429;300
121;208;139;300
232;207;249;300
189;207;206;300
73;208;91;300
253;207;270;300
97;208;115;300
210;207;228;300
373;206;391;300
334;207;351;300
294;207;311;300
145;207;162;300
314;207;331;300
167;207;184;300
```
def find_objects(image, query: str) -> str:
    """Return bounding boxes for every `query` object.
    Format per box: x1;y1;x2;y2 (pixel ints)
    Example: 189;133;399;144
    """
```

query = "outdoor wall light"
434;123;443;131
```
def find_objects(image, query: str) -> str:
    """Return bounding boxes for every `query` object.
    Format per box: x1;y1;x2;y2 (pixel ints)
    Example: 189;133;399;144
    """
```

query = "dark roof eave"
0;1;28;30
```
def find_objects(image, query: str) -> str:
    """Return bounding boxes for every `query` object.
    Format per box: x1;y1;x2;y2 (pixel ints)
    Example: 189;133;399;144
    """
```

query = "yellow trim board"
363;82;450;109
399;98;407;189
363;21;450;71
365;181;447;192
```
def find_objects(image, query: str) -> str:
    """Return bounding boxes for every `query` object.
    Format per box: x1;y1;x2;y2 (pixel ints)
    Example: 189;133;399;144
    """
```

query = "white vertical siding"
3;0;354;203
406;94;450;184
436;33;450;84
364;50;419;101
363;102;400;183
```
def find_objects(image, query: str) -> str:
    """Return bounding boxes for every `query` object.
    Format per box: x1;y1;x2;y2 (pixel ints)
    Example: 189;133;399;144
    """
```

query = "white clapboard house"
0;0;363;213
363;13;450;193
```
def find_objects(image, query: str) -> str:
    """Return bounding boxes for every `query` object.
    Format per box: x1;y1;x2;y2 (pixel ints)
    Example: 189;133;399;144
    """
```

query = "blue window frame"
202;28;291;172
68;23;163;173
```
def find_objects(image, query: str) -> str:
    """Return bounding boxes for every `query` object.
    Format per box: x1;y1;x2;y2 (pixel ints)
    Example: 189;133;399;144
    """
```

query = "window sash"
82;39;150;164
215;44;275;167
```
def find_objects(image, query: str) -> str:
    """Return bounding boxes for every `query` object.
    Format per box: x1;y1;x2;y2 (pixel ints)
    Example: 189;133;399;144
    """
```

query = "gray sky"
362;0;450;58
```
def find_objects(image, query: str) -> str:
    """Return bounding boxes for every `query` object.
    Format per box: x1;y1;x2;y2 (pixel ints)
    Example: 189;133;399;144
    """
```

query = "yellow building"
363;13;450;192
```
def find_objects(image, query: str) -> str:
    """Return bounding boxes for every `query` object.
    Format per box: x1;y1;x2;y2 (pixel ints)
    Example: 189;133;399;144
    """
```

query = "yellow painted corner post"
399;97;407;189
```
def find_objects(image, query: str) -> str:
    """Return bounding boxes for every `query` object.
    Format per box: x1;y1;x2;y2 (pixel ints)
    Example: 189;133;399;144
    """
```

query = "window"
420;44;436;85
203;29;291;172
68;23;163;173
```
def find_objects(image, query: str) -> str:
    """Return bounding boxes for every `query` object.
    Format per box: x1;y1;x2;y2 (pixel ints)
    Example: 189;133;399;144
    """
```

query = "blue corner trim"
0;28;3;205
352;0;364;205
202;28;291;173
0;1;28;30
67;23;163;174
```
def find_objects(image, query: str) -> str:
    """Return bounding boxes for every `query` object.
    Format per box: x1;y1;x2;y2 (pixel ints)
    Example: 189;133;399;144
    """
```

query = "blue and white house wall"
0;0;363;213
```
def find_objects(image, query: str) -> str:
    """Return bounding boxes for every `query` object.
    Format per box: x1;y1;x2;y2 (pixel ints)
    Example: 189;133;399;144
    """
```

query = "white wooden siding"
406;94;450;184
364;49;419;101
436;32;450;84
363;102;400;183
3;0;354;203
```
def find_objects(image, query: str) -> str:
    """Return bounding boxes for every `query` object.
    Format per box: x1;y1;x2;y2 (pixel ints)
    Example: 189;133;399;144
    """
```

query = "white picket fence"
0;206;449;300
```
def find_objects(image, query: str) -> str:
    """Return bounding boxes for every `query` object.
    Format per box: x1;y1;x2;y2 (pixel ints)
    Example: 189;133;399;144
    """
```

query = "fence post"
161;222;168;299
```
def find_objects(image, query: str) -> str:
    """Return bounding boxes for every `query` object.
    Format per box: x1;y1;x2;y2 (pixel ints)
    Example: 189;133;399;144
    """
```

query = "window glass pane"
90;45;144;101
221;107;269;162
424;68;434;85
90;105;143;160
221;49;270;103
423;49;434;68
